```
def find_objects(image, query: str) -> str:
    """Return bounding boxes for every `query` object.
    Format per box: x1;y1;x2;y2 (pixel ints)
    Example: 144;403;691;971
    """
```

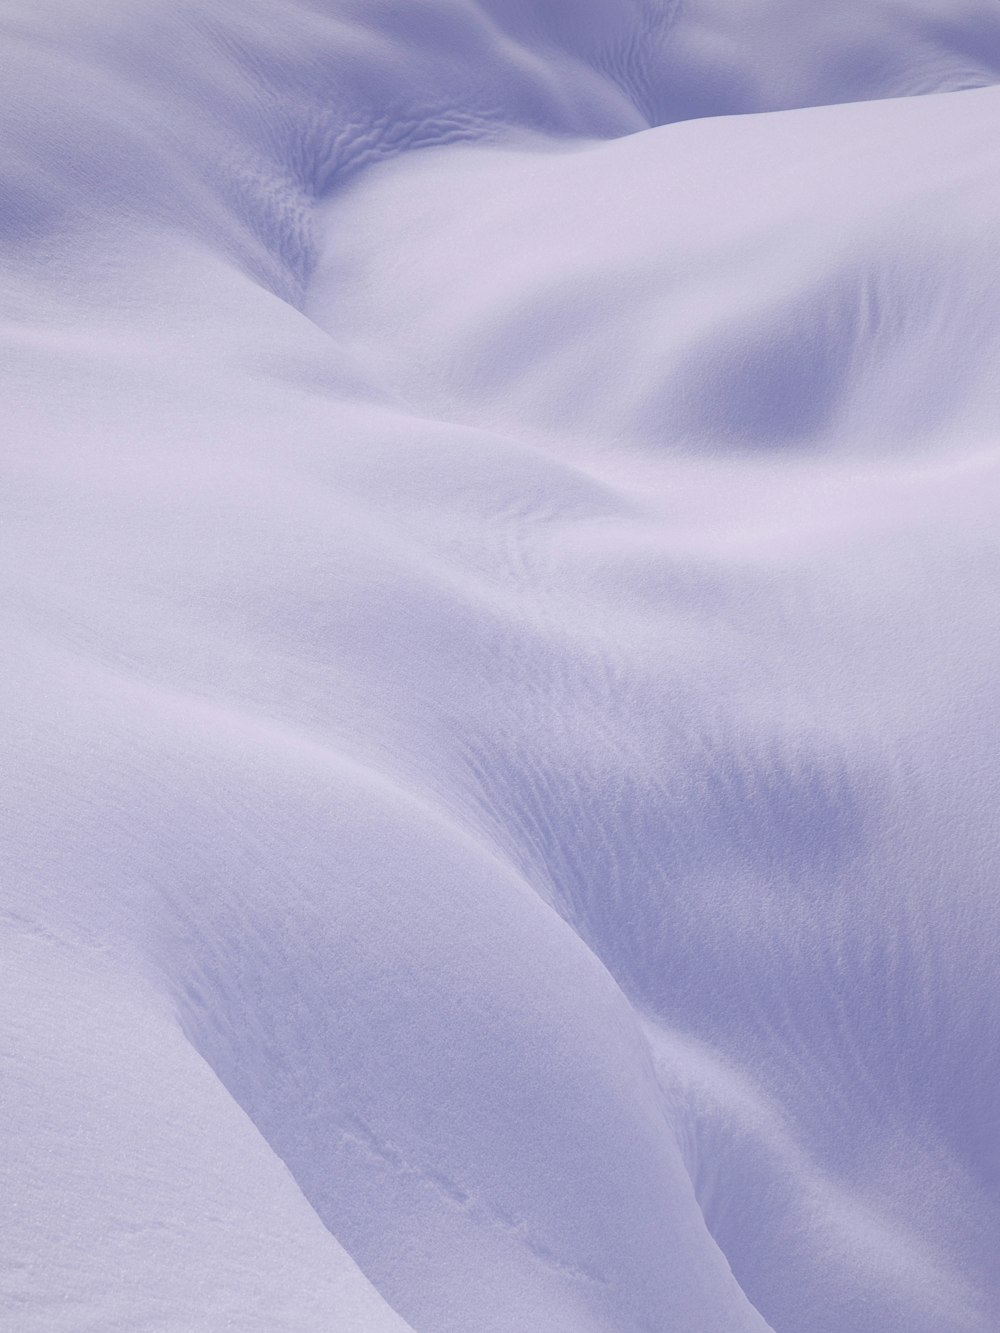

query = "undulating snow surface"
3;3;1000;1330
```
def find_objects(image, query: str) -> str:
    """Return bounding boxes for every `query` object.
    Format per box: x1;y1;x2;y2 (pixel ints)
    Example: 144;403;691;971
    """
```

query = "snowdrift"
3;2;1000;1331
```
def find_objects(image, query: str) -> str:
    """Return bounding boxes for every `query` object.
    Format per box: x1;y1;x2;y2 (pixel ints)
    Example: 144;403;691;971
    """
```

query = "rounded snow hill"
3;3;1000;1332
307;85;1000;455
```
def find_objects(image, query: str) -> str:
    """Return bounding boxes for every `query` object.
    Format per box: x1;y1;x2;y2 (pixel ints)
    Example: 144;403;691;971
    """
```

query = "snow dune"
3;3;1000;1331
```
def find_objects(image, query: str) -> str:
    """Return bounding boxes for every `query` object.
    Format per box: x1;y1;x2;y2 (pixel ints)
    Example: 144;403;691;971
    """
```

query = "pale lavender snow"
2;2;1000;1331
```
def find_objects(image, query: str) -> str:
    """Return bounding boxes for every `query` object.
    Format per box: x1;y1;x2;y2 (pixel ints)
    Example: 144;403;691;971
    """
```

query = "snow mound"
307;85;1000;454
3;3;1000;1332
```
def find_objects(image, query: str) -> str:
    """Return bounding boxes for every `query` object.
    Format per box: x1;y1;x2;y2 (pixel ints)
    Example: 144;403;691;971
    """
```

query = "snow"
3;2;1000;1331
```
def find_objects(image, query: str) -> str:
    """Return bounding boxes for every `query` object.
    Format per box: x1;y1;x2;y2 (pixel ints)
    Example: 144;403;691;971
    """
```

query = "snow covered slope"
3;2;1000;1331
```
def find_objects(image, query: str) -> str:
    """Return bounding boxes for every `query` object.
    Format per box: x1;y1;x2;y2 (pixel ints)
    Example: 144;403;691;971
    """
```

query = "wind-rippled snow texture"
3;3;1000;1331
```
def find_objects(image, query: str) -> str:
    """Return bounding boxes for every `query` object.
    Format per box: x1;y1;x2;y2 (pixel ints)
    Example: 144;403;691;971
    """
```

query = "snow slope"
3;2;1000;1331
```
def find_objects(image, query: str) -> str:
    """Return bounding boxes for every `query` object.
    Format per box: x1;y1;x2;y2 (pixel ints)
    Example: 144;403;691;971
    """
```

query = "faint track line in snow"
338;1113;612;1290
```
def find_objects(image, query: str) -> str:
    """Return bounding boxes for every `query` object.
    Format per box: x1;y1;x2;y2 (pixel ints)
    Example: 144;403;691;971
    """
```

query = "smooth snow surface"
3;3;1000;1331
